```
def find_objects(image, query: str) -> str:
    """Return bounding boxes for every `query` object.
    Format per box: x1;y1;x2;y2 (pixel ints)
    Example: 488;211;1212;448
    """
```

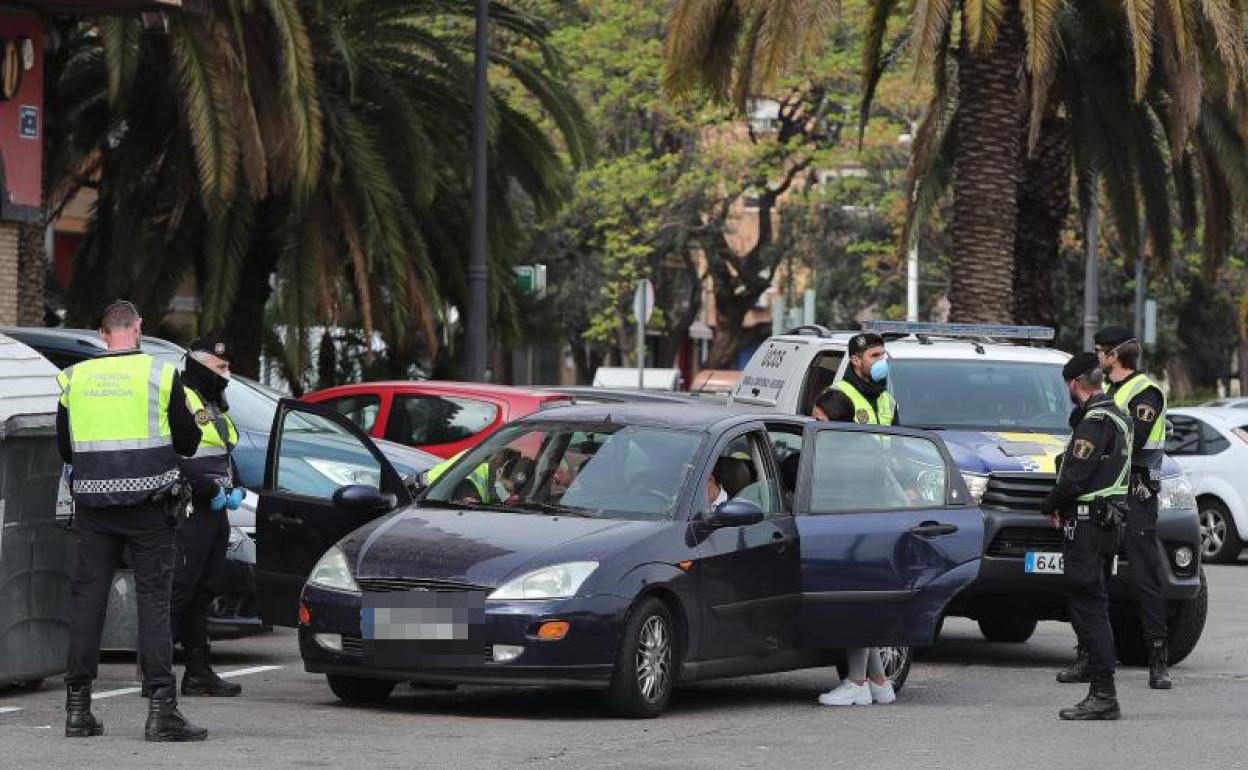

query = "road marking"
0;707;22;715
91;665;283;700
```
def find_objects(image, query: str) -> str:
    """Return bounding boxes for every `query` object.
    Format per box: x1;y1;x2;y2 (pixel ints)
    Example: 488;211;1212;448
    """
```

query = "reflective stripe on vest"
1076;406;1133;501
427;451;489;499
181;386;238;487
59;353;180;507
834;380;895;426
1111;372;1167;471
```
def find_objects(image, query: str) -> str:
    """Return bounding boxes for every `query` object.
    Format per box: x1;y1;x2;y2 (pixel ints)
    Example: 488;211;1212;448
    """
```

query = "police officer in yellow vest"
1095;326;1173;690
169;336;244;698
813;332;897;425
56;300;208;742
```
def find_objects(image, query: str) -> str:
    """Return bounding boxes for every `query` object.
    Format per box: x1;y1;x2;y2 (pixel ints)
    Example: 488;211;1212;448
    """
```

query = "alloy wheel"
635;615;672;703
1200;507;1226;557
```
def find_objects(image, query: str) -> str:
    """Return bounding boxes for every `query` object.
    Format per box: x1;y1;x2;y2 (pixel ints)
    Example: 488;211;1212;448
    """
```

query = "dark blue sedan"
256;400;984;716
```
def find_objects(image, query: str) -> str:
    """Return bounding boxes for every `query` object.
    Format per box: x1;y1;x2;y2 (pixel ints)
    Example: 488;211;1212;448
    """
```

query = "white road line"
0;707;23;715
91;665;283;700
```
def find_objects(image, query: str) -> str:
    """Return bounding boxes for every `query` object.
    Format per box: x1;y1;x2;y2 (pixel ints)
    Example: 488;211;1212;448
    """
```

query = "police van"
733;321;1207;665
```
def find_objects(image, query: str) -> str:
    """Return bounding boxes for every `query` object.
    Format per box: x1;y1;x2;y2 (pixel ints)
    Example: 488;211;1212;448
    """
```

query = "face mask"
870;359;889;383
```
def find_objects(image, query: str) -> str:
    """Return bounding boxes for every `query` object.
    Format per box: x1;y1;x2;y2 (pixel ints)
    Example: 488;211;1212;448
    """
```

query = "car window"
43;350;88;369
768;428;804;503
275;408;382;498
1235;403;1248;409
323;393;382;433
889;359;1068;430
1165;417;1202;456
806;430;948;513
799;351;845;416
706;432;783;516
385;394;498;446
1200;420;1229;454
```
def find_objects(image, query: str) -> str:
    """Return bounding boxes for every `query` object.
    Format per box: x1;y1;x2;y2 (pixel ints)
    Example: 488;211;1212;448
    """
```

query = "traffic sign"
633;279;655;325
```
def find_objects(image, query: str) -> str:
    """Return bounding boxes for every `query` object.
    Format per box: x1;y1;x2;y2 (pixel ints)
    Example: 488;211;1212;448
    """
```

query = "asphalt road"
2;560;1246;770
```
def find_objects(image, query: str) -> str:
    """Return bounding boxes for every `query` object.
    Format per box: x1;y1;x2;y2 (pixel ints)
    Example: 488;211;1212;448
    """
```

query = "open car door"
794;423;983;648
256;398;412;626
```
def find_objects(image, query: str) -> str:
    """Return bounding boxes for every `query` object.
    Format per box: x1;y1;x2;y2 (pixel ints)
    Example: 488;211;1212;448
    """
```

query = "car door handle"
270;512;304;527
771;532;787;553
910;522;958;537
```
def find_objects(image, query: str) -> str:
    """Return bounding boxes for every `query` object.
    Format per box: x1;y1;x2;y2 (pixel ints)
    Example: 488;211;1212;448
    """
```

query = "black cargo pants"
1123;474;1168;643
170;495;230;653
65;499;178;691
1062;514;1123;677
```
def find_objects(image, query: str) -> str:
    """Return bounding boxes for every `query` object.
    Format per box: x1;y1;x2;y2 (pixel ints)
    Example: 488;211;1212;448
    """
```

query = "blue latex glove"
209;486;228;511
225;487;244;510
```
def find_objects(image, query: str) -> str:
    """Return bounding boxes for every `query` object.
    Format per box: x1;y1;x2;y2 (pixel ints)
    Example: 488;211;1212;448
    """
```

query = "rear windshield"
890;359;1070;432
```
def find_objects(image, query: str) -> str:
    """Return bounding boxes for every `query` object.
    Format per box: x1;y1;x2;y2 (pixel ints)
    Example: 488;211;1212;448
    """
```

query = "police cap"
1062;352;1100;382
848;332;885;357
189;335;230;362
1093;326;1135;349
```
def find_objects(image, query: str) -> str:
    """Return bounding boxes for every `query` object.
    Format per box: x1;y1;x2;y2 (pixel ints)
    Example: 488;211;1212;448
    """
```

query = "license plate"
1024;552;1118;575
361;591;486;667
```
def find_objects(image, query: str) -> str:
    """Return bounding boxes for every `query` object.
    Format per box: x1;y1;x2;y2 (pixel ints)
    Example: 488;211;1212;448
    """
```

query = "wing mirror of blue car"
332;484;398;513
706;500;765;529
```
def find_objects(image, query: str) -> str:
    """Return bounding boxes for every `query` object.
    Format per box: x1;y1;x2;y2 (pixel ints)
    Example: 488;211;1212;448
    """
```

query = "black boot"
1056;646;1091;684
144;687;208;742
1059;674;1121;721
65;684;104;738
181;646;241;697
1148;639;1173;690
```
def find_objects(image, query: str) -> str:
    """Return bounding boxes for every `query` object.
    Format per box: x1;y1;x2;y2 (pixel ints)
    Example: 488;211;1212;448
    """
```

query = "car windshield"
889;359;1070;432
423;422;704;521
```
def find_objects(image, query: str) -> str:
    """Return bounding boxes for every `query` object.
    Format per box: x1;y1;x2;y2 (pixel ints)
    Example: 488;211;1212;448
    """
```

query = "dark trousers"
1123;480;1168;642
65;500;177;690
170;497;230;653
1063;516;1122;676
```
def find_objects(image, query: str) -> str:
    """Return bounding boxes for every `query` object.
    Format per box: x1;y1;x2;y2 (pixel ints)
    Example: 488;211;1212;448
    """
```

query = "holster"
1079;499;1126;529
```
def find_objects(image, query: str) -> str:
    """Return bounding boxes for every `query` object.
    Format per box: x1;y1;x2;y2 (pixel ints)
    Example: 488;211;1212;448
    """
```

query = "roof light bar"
860;320;1056;341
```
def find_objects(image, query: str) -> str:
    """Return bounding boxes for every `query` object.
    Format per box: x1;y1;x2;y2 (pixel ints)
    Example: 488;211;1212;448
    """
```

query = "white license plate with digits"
1024;552;1118;575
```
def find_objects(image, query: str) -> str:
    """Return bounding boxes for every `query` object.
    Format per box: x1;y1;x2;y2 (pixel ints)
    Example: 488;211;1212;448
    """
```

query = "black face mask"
184;355;230;407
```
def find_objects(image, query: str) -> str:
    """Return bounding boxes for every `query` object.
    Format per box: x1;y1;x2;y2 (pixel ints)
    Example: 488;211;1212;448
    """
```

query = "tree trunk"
950;1;1026;323
220;245;278;379
1238;336;1248;397
17;223;47;326
1012;99;1071;330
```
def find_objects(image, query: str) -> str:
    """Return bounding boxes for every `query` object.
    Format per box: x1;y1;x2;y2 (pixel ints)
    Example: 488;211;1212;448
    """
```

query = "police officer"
57;300;208;741
812;332;897;425
1095;325;1172;689
169;336;244;697
1041;353;1131;721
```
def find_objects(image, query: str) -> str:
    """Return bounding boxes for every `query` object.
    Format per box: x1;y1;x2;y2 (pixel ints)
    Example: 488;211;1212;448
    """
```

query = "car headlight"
306;458;381;488
960;472;990;504
488;562;598;601
1158;475;1197;510
307;546;359;594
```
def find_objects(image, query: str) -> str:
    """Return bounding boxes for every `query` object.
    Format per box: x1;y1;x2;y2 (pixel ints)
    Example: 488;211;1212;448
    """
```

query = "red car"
301;381;571;459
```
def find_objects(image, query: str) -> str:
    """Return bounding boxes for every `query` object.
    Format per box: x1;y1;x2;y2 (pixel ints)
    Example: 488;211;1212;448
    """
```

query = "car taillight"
1233;428;1248;445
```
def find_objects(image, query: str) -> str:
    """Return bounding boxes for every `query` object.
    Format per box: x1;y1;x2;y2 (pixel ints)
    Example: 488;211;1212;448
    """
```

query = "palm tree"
665;0;1248;323
54;0;588;377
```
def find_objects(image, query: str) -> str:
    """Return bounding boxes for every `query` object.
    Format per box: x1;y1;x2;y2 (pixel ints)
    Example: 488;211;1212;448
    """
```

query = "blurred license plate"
1024;551;1063;574
362;591;485;666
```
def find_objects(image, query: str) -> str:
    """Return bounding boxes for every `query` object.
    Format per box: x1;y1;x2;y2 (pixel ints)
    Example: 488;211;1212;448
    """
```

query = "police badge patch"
1135;403;1157;422
855;409;870;424
194;409;212;426
1073;439;1095;460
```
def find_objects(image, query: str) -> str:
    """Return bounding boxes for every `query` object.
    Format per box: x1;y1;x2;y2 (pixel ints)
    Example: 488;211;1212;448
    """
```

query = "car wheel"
977;613;1038;643
1113;567;1208;666
833;647;912;693
1198;498;1243;564
326;674;396;705
605;597;675;718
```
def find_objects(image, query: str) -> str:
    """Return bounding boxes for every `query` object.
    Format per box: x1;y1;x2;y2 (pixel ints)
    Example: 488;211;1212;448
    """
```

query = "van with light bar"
733;320;1207;667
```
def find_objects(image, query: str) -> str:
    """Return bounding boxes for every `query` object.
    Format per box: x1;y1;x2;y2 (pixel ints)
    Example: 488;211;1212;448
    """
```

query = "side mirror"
705;499;764;529
332;484;397;513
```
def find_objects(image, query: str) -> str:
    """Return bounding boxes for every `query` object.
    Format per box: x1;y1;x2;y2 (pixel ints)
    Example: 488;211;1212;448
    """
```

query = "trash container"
0;334;73;689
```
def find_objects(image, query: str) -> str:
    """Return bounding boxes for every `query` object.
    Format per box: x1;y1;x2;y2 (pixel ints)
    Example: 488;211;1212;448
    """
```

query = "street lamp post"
1082;176;1099;351
466;0;489;382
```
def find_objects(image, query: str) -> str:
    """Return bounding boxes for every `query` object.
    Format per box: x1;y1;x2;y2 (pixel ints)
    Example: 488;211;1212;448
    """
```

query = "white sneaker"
817;680;872;706
869;680;896;704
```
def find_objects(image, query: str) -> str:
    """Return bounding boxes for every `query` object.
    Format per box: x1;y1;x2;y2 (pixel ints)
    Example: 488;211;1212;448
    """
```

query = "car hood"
341;506;666;588
939;429;1182;477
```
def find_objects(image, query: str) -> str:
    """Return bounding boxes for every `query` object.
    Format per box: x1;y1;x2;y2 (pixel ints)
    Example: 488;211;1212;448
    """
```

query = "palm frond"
1122;0;1156;101
963;0;1007;51
911;0;956;72
169;16;238;214
263;0;324;199
663;0;742;101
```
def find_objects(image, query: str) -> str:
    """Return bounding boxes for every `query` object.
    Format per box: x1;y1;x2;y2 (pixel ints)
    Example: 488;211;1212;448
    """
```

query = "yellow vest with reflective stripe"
834;380;896;425
1110;372;1166;472
181;386;238;488
58;353;180;507
427;451;490;499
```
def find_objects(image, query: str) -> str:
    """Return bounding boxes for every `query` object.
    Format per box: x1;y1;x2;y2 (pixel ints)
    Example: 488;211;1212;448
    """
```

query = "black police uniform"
1041;385;1131;721
169;349;243;697
57;351;207;741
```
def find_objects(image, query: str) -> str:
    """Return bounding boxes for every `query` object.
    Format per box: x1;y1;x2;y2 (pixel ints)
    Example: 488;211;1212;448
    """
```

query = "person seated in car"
706;455;753;510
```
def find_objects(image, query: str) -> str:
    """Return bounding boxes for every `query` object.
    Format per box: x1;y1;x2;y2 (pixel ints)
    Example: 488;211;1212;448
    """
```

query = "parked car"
1199;397;1248;409
258;400;983;716
730;321;1206;666
542;386;725;405
3;326;439;639
302;381;571;459
1167;407;1248;563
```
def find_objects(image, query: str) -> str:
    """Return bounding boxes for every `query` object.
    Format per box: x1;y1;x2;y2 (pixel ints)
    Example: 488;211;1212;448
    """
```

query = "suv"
733;321;1207;665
